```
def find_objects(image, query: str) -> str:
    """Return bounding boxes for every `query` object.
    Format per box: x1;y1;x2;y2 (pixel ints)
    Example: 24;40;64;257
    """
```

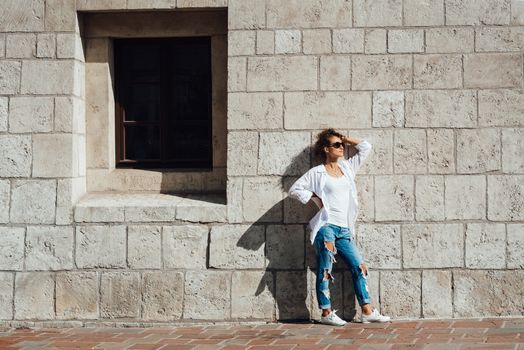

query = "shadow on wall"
235;145;357;322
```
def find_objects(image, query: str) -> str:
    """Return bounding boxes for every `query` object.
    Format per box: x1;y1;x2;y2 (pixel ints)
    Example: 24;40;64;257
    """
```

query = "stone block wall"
0;0;523;325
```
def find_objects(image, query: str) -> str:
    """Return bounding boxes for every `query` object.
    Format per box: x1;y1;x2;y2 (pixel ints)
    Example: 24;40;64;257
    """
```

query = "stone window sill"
74;192;226;223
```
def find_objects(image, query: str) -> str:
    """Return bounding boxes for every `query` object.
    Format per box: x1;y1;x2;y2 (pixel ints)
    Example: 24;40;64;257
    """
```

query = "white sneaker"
320;310;347;326
361;308;391;323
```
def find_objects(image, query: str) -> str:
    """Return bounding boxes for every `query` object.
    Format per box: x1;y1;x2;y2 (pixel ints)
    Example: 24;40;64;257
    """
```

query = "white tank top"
323;173;351;228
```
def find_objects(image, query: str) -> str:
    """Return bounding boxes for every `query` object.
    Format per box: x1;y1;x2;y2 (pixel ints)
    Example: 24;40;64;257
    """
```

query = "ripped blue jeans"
314;223;371;310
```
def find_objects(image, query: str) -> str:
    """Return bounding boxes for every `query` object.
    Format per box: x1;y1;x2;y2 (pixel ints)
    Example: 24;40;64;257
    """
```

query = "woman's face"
324;135;344;159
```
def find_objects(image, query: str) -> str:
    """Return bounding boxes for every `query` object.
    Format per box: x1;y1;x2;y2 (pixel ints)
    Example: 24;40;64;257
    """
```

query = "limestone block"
427;129;455;174
508;224;524;268
163;225;208;269
319;56;351;90
0;227;24;270
56;178;85;225
127;0;176;8
266;0;351;28
275;30;301;54
228;30;255;56
425;28;474;53
479;89;524;127
76;0;126;10
284;92;371;129
228;57;246;92
333;29;364;53
25;226;74;271
352;55;411;90
227;131;258;176
393;129;427;174
0;61;21;94
477;27;524;52
227;177;243;223
0;135;31;177
347;129;392;174
356;224;400;269
465;223;506;269
380;271;421;318
184;271;231;320
0;34;4;57
128;225;161;269
75;225;126;268
36;33;56;58
276;271;309;320
355;175;374;222
415;175;445;221
502;129;524;173
100;272;140;318
232;271;275;319
457;129;501;173
488;175;524;221
21;60;80;95
388;29;424;53
405;90;476;128
10;180;56;224
56;33;84;60
513;0;524;24
354;0;402;27
175;196;227;223
453;270;524;317
228;0;266;29
6;34;36;58
247;56;317;91
9;97;53;133
0;0;45;32
124;207;175;222
0;273;13;320
303;29;331;55
256;30;274;54
414;54;462;89
445;175;486;220
372;91;404;127
55;96;84;134
74;206;125;222
422;270;452;318
403;0;444;26
266;225;304;269
375;175;414;221
14;272;54;320
228;92;283;130
0;97;7;132
142;271;184;321
446;0;511;25
45;0;76;31
258;132;310;176
209;224;265;269
242;177;283;222
179;0;226;7
56;272;98;319
0;180;9;223
364;29;386;54
32;134;74;178
464;53;522;88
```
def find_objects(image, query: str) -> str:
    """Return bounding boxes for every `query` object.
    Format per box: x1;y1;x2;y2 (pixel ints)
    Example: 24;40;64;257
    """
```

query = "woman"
289;128;390;326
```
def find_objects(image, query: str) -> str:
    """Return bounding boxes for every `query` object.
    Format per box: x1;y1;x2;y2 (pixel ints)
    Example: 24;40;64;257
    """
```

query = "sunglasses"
327;142;344;149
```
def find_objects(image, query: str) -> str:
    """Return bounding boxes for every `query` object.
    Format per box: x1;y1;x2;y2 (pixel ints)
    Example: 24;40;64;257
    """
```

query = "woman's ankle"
361;304;372;315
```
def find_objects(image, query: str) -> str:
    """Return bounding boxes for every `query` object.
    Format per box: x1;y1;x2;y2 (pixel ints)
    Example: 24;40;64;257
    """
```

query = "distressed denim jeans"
314;223;371;310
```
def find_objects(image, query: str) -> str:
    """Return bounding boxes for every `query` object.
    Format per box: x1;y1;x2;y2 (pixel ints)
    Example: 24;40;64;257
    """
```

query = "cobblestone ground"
1;318;523;350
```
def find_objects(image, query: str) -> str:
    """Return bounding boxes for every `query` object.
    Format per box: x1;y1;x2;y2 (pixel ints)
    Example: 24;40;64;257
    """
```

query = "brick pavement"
0;318;523;350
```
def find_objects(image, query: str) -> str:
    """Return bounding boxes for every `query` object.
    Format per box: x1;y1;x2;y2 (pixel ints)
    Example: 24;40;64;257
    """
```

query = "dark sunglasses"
327;142;344;149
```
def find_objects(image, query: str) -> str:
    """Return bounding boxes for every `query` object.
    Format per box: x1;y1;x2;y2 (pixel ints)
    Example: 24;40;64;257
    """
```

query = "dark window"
114;37;212;169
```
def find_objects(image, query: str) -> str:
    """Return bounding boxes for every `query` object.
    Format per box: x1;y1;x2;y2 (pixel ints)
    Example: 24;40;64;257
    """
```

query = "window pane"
165;126;211;161
124;126;161;160
125;84;161;122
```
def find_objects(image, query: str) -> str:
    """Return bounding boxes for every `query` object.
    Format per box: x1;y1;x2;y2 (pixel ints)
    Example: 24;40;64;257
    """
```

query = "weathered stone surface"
0;180;9;223
303;29;331;54
445;175;486;220
228;30;255;56
266;0;352;28
425;27;474;53
0;0;45;32
427;129;455;174
333;29;364;53
414;54;462;89
232;271;275;319
0;272;13;319
228;57;246;92
32;134;74;177
513;0;524;24
266;225;304;269
21;60;80;95
453;270;524;317
184;271;231;320
381;271;421;318
0;61;21;94
25;226;74;271
357;224;401;269
479;89;524;127
422;270;452;318
45;0;76;31
242;177;283;222
404;0;444;26
128;225;161;269
228;0;266;29
75;225;126;268
209;224;265;269
276;271;309;320
55;95;85;133
124;206;175;222
507;224;524;268
0;227;24;271
142;271;184;321
502;130;524;173
56;272;98;319
457;129;501;173
163;225;208;269
388;29;424;53
0;34;4;57
375;175;414;221
228;93;283;130
465;223;506;269
258;132;310;176
100;272;140;318
56;33;83;60
347;129;392;174
393;129;427;174
415;175;445;221
403;223;463;268
352;55;412;90
127;0;176;8
9;96;53;132
247;56;317;91
227;177;243;223
74;206;125;223
275;30;301;54
14;272;54;320
36;33;56;58
227;131;258;176
405;90;476;128
446;0;511;25
355;175;374;222
354;0;402;27
285;92;371;129
372;91;404;127
256;30;274;54
364;29;386;54
10;180;56;224
464;53;522;88
319;56;351;90
6;34;36;58
477;27;524;52
56;178;85;226
76;0;126;10
0;97;7;132
488;175;524;221
175;196;227;223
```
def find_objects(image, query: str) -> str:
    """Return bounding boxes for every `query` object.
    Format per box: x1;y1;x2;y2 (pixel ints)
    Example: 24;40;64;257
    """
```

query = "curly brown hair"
314;128;345;163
